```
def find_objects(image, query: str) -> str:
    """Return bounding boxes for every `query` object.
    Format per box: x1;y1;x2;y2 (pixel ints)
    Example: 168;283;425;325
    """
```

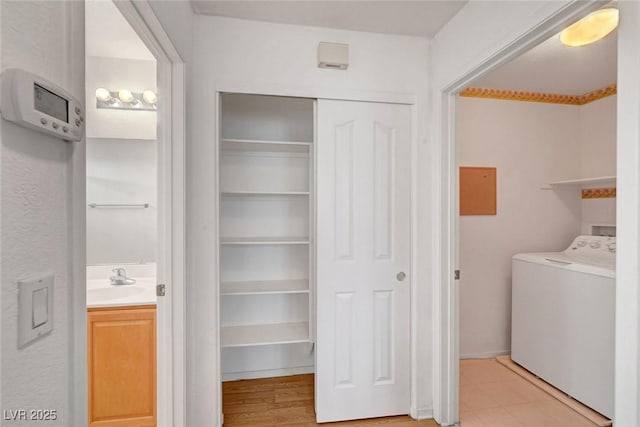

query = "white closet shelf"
549;176;616;187
221;279;310;295
221;322;310;347
220;236;310;245
222;138;312;147
221;190;310;196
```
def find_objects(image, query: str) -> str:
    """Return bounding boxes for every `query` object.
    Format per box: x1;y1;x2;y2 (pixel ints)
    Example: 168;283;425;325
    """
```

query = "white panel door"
316;100;411;423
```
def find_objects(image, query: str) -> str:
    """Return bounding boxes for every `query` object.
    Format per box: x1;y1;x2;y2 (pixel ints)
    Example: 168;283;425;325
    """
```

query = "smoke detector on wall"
318;42;349;70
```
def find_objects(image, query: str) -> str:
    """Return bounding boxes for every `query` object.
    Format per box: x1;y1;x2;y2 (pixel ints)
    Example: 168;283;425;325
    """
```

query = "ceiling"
190;0;468;38
85;0;154;61
470;27;617;95
85;1;615;95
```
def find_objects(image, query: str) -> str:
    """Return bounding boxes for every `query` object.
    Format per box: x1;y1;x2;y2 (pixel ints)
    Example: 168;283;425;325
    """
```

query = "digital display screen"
34;83;68;123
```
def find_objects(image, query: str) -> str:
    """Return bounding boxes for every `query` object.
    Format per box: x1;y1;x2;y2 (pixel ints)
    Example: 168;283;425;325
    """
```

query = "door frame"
432;2;616;426
213;81;421;424
76;1;186;426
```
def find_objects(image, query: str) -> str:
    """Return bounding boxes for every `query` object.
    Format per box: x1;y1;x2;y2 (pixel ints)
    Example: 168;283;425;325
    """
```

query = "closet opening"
218;93;317;423
455;5;617;427
217;93;418;425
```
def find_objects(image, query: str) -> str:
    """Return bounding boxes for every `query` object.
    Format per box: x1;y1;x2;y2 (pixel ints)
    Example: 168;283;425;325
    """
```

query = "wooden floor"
222;374;438;426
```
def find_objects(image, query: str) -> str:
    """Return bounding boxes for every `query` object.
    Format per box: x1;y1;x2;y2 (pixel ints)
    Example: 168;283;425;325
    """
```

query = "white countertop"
87;264;157;308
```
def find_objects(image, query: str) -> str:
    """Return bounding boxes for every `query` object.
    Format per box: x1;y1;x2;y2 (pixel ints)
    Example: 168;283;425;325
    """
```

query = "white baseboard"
460;350;510;360
414;407;434;420
222;365;314;382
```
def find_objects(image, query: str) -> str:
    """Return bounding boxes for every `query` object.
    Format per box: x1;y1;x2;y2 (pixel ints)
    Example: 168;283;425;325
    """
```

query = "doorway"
432;2;621;426
216;93;415;425
82;1;185;426
456;9;617;423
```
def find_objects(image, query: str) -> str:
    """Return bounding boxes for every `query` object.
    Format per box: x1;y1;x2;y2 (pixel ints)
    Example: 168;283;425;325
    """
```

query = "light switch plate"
18;273;54;348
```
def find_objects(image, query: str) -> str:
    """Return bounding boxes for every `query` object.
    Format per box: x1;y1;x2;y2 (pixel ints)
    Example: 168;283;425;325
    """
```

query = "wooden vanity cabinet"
87;305;156;427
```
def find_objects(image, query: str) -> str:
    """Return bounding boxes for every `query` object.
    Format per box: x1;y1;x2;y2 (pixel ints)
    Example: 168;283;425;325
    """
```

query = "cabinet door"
316;100;411;422
88;306;156;427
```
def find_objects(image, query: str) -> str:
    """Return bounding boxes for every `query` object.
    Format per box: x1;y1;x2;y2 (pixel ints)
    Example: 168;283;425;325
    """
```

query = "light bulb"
118;89;134;103
95;87;112;102
142;90;157;104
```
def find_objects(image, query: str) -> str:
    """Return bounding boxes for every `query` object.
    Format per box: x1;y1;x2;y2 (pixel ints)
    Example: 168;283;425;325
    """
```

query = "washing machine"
511;235;615;418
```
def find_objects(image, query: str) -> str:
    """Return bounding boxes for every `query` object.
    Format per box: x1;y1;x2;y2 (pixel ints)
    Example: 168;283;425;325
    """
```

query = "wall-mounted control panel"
0;68;84;142
18;273;54;348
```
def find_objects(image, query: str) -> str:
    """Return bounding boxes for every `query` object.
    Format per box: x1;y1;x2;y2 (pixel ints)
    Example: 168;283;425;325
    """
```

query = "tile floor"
460;358;602;427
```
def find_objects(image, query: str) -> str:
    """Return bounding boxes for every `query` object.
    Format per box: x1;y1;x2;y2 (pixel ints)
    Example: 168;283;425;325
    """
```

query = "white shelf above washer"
221;279;310;296
549;176;616;187
220;322;310;347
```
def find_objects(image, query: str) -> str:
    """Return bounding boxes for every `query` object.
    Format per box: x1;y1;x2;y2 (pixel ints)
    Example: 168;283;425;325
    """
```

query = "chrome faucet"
110;268;136;286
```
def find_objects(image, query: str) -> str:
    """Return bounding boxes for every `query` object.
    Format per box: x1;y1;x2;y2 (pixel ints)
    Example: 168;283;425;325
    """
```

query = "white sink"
88;286;144;301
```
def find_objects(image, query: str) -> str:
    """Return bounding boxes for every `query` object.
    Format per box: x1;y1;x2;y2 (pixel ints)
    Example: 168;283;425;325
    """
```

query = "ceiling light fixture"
560;8;619;47
142;90;157;105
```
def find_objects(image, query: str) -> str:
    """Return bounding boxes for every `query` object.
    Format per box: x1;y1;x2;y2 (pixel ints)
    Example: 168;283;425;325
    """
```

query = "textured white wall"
1;1;85;425
456;97;583;358
85;56;156;140
190;16;429;423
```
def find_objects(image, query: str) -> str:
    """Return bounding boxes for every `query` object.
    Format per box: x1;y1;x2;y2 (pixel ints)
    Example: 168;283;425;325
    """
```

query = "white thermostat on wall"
0;68;84;142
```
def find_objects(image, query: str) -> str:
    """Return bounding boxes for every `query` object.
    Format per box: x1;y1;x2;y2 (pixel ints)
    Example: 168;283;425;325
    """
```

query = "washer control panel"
567;235;616;254
0;68;84;142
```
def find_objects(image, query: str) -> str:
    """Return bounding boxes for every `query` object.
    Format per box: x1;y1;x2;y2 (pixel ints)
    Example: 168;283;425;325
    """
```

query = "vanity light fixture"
95;88;157;111
560;8;619;47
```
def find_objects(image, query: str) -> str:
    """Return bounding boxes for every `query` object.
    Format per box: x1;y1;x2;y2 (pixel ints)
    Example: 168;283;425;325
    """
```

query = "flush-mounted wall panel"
460;166;497;215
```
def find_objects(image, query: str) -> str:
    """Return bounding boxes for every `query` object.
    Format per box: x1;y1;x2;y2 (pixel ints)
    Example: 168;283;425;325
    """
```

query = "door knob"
396;272;406;281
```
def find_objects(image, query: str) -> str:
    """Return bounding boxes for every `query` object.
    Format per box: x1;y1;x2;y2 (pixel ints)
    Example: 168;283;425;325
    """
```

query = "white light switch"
32;287;48;328
18;273;54;348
